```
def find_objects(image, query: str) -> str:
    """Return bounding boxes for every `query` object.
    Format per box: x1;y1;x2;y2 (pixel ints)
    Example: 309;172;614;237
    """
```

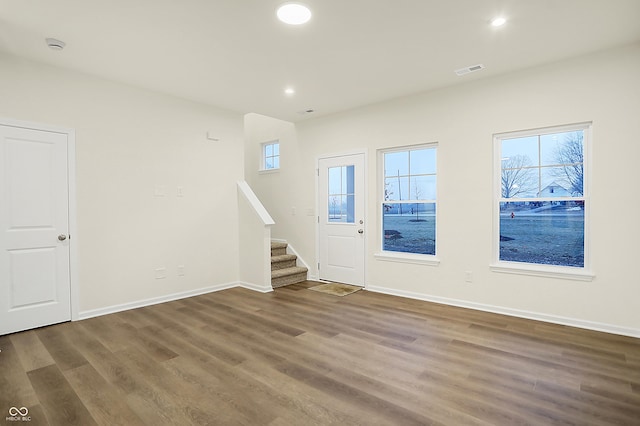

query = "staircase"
271;241;308;288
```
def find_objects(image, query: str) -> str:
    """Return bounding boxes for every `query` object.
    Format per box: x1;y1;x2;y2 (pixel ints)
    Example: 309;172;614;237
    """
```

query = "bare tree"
554;132;584;196
501;155;536;198
411;178;424;221
396;170;403;215
384;181;393;212
330;196;339;219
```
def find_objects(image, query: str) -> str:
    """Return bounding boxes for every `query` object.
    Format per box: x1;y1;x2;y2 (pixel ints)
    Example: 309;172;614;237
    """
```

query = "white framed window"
492;122;593;280
261;141;280;171
376;144;438;264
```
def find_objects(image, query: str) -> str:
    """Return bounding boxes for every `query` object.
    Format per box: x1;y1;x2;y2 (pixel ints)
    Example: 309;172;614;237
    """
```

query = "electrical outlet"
465;271;473;283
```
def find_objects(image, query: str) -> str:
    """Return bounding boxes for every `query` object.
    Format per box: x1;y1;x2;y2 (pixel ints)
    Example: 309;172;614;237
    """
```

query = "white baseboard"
78;281;252;320
365;285;640;339
237;281;273;293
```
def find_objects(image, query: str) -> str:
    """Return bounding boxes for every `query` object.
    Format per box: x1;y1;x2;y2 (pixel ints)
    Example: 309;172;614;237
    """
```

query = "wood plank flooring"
1;281;639;425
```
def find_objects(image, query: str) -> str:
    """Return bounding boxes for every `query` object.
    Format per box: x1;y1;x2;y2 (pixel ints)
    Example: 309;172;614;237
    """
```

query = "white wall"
0;53;244;314
245;44;640;335
244;113;316;269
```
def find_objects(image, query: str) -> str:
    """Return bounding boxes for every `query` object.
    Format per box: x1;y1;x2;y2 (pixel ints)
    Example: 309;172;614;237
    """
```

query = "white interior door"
318;153;365;286
0;123;72;335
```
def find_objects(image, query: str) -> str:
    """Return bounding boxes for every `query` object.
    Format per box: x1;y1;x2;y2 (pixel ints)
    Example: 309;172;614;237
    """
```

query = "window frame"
260;140;280;172
491;122;594;281
375;143;440;266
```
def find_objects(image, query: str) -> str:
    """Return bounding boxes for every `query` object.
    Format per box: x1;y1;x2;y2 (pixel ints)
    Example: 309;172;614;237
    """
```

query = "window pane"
328;167;343;195
384;177;399;201
345;165;355;195
499;201;584;267
327;195;353;223
346;194;355;223
265;158;273;169
265;144;273;157
502;136;539;165
540;167;573;197
273;156;280;169
409;148;436;175
383;203;435;255
329;195;347;222
273;143;280;155
501;164;538;198
385;151;409;177
540;131;582;166
411;175;436;200
384;176;409;201
540;133;561;166
557;163;583;196
542;133;584;196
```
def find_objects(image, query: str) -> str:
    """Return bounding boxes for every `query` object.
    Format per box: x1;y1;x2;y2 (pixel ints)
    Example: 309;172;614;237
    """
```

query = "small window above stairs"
271;241;308;288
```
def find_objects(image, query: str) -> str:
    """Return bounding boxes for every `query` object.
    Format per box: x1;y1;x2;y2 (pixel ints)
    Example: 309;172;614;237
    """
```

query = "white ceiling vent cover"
454;64;485;76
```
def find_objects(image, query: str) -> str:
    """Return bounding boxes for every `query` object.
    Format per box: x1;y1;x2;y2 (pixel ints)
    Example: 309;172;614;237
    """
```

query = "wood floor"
1;281;639;425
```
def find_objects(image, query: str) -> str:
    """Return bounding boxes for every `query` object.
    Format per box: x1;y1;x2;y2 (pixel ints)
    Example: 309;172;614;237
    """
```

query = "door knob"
58;234;67;241
358;229;364;234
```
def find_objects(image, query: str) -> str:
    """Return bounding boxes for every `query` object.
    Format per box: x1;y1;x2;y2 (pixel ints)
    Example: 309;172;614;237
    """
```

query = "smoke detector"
45;38;66;50
454;64;485;76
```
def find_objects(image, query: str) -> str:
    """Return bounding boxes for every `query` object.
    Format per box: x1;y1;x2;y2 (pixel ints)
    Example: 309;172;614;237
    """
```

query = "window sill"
374;252;440;266
258;168;280;175
490;262;594;282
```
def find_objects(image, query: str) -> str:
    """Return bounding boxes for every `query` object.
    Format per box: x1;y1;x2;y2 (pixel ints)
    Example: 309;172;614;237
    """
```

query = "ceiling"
1;0;639;122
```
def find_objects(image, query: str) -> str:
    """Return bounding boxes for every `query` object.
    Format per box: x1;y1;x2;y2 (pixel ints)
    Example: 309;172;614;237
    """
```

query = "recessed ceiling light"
277;3;312;25
45;37;66;50
491;17;506;27
284;87;295;95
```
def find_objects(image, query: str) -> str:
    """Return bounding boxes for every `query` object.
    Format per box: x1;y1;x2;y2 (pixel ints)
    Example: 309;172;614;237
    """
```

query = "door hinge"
317;263;320;270
317;216;320;223
317;168;319;176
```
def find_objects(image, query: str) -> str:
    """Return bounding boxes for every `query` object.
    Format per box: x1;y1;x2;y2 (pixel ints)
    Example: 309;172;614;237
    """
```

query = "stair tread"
271;254;297;263
271;241;288;249
271;266;308;279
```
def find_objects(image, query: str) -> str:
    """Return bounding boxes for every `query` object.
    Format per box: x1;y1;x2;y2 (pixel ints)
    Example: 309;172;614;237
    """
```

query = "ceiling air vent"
454;64;485;76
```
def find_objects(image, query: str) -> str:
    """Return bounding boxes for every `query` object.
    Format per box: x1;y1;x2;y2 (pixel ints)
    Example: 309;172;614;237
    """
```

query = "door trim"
315;150;368;288
0;117;79;321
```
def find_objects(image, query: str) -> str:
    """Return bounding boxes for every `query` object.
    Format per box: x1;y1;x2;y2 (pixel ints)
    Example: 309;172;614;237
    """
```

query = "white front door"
0;123;72;335
318;153;365;286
